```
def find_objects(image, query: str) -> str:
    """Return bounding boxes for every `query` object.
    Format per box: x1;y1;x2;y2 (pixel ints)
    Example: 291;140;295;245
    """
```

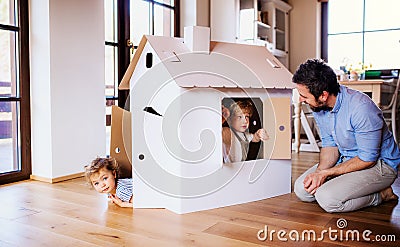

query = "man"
293;58;399;213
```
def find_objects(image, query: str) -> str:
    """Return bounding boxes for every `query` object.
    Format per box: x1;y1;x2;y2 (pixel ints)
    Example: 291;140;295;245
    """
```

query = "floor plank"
0;151;398;246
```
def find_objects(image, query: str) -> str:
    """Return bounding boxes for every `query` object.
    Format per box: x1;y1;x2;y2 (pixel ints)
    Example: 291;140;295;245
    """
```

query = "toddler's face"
229;111;250;133
90;167;117;194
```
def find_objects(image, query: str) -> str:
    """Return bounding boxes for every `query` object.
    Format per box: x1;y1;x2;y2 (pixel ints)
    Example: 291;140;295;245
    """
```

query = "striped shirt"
116;178;133;202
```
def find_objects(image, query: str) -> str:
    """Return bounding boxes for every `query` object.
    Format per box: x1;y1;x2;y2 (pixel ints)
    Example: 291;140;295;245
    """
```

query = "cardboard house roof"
119;35;295;90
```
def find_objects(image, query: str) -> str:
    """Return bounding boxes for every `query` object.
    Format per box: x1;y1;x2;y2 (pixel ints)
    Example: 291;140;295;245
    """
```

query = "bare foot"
380;187;399;202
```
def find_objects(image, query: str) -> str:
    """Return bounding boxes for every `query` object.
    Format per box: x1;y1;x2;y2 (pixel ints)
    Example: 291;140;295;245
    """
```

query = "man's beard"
309;100;332;112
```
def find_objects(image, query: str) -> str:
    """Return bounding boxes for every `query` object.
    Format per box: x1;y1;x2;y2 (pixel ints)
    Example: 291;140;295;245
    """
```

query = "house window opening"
222;97;265;163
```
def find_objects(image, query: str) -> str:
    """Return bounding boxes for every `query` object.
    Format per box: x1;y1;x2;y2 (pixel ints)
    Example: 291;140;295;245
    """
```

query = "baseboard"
30;172;84;183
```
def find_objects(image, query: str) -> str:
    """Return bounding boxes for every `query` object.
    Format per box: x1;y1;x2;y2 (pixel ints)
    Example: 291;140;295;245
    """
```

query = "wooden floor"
1;152;399;246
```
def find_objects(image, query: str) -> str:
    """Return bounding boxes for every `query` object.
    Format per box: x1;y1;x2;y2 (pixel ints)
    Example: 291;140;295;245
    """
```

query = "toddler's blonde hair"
84;157;119;187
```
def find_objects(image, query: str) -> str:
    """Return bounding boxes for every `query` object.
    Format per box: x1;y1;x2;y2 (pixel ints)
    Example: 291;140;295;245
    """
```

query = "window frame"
321;1;400;69
0;0;31;185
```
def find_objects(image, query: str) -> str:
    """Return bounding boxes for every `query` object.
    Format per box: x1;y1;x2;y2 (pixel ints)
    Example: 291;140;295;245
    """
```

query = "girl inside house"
84;157;133;208
222;99;269;163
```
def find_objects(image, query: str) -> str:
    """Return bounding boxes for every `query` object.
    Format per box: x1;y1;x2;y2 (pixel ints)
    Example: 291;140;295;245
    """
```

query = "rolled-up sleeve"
351;102;383;162
313;112;337;148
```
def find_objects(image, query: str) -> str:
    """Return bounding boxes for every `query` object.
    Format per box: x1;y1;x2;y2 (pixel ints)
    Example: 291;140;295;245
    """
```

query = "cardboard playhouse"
111;26;295;214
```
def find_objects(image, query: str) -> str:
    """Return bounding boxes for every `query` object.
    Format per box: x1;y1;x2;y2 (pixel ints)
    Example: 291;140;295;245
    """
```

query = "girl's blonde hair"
84;157;119;187
228;100;254;119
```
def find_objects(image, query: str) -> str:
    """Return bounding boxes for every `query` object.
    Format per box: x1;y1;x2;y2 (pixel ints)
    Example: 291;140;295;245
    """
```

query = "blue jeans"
294;160;398;213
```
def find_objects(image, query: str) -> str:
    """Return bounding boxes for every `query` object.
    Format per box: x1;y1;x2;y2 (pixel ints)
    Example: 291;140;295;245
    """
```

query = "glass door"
275;8;285;51
0;0;31;184
104;0;179;156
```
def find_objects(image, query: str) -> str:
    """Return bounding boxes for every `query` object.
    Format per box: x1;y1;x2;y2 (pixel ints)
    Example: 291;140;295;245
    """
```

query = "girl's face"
90;167;117;194
229;110;250;133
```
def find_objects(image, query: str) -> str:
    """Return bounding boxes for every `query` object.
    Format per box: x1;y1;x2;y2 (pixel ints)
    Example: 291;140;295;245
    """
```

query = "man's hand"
303;170;329;195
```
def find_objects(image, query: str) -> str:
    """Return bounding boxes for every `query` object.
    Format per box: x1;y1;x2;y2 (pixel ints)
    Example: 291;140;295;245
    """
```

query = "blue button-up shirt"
313;85;400;172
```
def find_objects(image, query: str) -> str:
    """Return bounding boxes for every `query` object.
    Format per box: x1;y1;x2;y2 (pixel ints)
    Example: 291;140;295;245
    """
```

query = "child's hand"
109;194;133;208
253;129;269;142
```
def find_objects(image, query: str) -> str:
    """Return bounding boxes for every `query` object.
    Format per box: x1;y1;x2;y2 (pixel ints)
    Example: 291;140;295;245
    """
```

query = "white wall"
205;0;321;72
288;0;321;73
210;0;237;42
196;0;210;27
30;0;53;177
30;0;105;180
180;0;210;37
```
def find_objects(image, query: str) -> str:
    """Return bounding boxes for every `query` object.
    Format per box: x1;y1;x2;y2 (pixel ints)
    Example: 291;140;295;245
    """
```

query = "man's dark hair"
292;58;340;99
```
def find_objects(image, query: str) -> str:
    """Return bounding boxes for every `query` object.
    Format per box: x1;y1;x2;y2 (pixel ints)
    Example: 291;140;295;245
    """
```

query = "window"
104;0;179;155
105;0;119;121
0;0;31;184
322;0;400;70
222;98;264;163
130;0;177;47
